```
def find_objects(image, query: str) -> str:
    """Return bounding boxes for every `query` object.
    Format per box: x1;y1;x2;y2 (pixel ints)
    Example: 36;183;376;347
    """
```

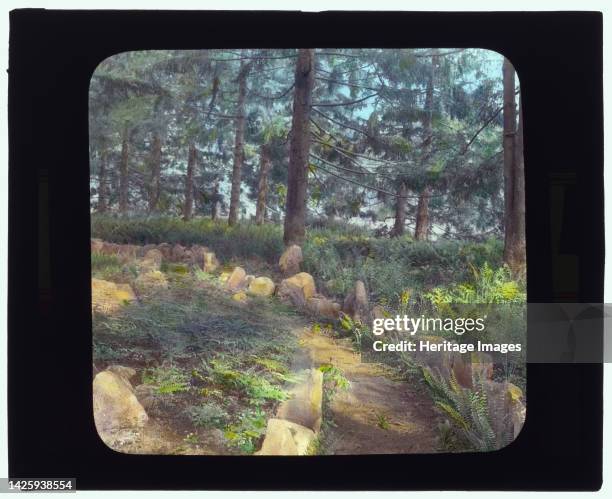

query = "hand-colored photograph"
89;48;526;456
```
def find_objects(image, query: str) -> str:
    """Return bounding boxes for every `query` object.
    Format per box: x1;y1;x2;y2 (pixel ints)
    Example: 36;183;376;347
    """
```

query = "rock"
245;275;255;286
451;353;473;389
232;291;248;302
141;249;163;271
414;335;453;379
91;278;137;313
225;267;247;292
276;368;323;433
117;244;138;259
134;270;168;292
279;244;303;276
306;296;341;319
171;244;186;262
256;418;315;456
248;277;276;297
157;243;172;260
218;271;231;283
133;384;157;411
93;371;148;434
203;252;220;272
342;280;370;322
91;238;104;254
472;352;494;381
371;305;387;320
106;365;137;383
277;280;307;309
482;380;526;448
282;272;316;299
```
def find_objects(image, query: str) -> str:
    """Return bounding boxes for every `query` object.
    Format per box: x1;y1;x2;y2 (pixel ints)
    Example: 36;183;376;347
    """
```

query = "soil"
298;327;441;454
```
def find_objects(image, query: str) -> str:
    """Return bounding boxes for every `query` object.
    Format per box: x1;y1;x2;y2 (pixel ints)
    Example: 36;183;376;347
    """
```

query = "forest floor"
92;250;441;455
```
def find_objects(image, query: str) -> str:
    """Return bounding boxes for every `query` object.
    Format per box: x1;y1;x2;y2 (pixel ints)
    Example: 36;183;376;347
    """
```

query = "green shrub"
224;407;267;454
422;367;498;452
142;365;191;394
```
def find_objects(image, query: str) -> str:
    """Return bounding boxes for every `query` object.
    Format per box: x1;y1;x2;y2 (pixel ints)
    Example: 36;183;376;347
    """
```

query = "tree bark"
183;143;196;221
391;181;407;237
502;58;526;274
118;123;129;215
283;49;316;246
148;132;162;213
414;53;436;241
228;61;251;226
211;178;220;220
97;142;108;213
414;185;432;240
255;144;272;225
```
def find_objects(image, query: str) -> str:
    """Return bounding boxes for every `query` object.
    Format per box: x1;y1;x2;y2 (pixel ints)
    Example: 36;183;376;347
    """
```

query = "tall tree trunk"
414;53;436;241
119;123;129;215
255;144;271;225
97;143;108;213
228;61;251;226
414;185;432;240
148;132;162;213
211;178;220;220
183;143;196;221
392;181;407;237
502;58;525;273
283;48;315;246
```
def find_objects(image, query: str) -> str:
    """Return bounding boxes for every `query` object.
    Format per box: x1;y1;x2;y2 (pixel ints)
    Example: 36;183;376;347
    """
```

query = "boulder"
218;271;231;283
279;244;303;276
276;369;323;433
306;296;341;319
157;243;172;260
414;335;453;379
232;291;248;302
171;244;187;262
451;353;473;389
141;249;163;271
225;267;247;292
256;418;315;456
106;365;137;383
282;272;316;299
483;380;526;448
134;270;168;292
91;238;104;254
277;280;307;309
248;277;276;297
91;278;137;313
203;251;220;272
342;280;370;322
117;244;138;259
371;305;388;320
93;371;148;434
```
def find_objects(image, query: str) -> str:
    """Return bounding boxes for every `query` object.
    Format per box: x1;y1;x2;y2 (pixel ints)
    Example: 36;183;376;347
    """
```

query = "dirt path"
297;327;441;454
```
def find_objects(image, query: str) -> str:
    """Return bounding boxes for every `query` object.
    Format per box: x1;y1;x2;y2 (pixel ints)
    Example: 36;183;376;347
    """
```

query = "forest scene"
90;48;526;456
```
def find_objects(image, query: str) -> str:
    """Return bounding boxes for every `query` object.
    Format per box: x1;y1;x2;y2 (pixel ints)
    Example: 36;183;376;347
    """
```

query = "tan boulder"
306;296;341;319
141;249;163;271
256;418;315;456
276;368;323;433
342;280;370;322
91;238;104;254
414;336;454;379
170;244;186;262
225;267;247;291
106;365;137;383
371;305;388;320
279;244;303;276
157;243;172;260
91;278;136;313
232;291;248;302
248;277;276;297
203;252;220;272
483;380;526;448
283;272;316;299
134;270;168;292
277;280;307;309
93;371;148;434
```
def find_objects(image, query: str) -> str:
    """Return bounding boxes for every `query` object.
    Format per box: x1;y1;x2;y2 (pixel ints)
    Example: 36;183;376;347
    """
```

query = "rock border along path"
91;239;525;455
